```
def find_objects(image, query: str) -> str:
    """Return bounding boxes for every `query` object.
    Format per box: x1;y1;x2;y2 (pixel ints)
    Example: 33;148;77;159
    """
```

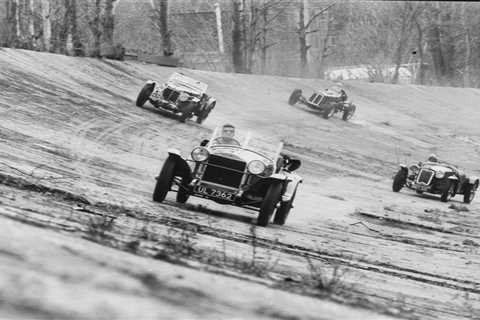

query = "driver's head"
428;154;438;162
221;124;235;138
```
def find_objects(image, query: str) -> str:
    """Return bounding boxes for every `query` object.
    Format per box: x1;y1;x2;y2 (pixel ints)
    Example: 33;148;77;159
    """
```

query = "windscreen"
207;126;283;162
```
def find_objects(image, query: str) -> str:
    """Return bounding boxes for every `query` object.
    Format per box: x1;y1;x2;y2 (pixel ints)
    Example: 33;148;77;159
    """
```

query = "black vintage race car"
152;127;302;227
392;161;479;203
288;85;356;121
136;72;216;123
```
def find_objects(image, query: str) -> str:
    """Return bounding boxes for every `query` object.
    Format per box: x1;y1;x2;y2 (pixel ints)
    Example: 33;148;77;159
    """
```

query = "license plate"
416;185;428;191
195;185;234;201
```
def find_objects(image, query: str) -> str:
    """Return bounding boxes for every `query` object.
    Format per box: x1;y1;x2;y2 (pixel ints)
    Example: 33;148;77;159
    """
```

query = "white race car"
136;72;216;123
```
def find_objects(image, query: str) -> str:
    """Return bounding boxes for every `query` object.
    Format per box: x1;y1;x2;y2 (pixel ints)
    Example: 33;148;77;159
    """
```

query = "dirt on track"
1;48;480;319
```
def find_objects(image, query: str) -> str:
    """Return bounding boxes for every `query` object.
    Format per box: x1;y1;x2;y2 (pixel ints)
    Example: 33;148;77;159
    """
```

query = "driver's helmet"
427;154;438;162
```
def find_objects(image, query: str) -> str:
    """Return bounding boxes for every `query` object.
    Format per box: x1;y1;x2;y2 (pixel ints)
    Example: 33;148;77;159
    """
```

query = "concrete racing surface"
1;48;479;319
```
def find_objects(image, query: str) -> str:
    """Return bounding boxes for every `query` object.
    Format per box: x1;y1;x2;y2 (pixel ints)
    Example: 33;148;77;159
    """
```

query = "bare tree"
69;0;83;56
296;1;335;74
391;2;421;84
151;0;173;56
232;0;246;73
87;0;102;57
413;15;427;85
461;2;471;87
40;0;51;51
5;0;20;47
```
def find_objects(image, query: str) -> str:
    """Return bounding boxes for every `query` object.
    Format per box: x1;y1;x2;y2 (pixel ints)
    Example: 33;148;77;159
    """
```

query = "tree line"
2;1;480;88
2;0;123;58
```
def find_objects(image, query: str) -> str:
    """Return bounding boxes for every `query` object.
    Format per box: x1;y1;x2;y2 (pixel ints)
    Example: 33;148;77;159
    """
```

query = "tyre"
136;83;154;107
342;104;356;121
257;183;283;227
153;156;176;202
179;102;195;123
463;184;477;204
288;89;302;105
392;169;407;192
196;102;215;124
415;190;424;195
322;105;336;119
440;181;455;202
273;189;296;225
176;178;190;203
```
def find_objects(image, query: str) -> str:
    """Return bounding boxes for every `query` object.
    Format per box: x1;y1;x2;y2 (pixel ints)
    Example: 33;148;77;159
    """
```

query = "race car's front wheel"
288;89;302;105
322;105;336;119
196;102;215;124
136;83;154;107
440;181;455;202
257;182;283;227
463;183;477;204
179;102;195;123
153;156;176;202
273;189;296;225
342;104;356;121
392;169;407;192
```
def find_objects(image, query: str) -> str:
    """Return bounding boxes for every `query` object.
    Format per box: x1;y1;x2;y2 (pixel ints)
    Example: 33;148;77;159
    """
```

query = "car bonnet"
166;73;208;95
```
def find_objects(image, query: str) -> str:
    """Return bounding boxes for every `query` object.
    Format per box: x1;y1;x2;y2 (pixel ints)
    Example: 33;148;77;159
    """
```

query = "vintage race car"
288;85;356;121
392;161;479;203
136;72;216;123
152;127;302;227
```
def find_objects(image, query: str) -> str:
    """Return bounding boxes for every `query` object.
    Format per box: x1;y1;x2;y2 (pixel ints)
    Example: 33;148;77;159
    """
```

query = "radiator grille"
202;155;246;188
314;94;323;104
163;88;180;102
417;169;434;184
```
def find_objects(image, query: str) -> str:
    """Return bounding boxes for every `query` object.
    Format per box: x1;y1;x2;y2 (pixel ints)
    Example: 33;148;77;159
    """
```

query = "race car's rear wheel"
136;83;154;107
392;169;407;192
257;182;283;227
288;89;302;105
463;183;477;204
273;189;296;225
322;105;336;119
440;181;455;202
153;156;176;202
342;104;356;121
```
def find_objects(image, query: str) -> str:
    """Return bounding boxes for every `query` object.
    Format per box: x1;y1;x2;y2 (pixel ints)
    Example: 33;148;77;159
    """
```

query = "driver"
427;154;439;163
212;124;241;146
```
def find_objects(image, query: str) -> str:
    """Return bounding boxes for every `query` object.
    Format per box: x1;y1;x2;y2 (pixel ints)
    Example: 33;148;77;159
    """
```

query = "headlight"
178;92;189;101
191;147;209;162
247;160;266;175
435;171;445;179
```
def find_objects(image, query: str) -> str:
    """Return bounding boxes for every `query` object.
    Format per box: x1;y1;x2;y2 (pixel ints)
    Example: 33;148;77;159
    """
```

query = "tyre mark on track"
145;213;480;294
2;170;478;295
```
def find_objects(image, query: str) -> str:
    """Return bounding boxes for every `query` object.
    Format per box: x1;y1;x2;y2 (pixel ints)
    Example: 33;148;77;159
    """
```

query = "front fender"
282;173;302;202
207;96;216;106
167;148;182;157
267;173;288;181
166;152;192;181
